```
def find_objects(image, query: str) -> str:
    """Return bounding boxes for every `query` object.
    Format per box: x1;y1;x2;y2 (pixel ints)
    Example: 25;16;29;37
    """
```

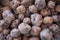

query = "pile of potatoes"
0;0;60;40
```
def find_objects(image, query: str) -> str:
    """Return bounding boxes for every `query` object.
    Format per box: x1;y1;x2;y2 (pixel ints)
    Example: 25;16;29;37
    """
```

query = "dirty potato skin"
11;19;20;28
31;13;42;26
49;24;59;33
0;0;60;40
48;1;55;9
40;29;53;40
23;17;31;24
10;28;20;37
35;0;46;10
18;14;24;21
43;16;53;25
40;8;51;16
29;5;37;13
16;5;26;14
10;0;20;10
30;26;41;36
18;23;31;34
2;6;15;24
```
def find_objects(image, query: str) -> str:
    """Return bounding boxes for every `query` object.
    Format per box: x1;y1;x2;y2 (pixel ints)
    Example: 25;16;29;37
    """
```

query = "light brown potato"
43;16;53;25
29;5;37;13
16;5;26;14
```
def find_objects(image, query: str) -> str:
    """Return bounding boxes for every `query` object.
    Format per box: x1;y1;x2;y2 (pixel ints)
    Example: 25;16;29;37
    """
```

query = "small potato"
35;0;46;10
21;0;34;8
41;8;51;16
10;28;20;37
18;23;31;34
43;16;53;25
23;17;30;24
18;14;24;21
2;9;15;24
10;0;20;10
52;15;58;22
30;26;41;36
40;29;53;40
11;19;20;28
29;5;37;13
49;24;59;32
0;20;9;28
16;5;26;14
31;13;42;26
48;1;55;9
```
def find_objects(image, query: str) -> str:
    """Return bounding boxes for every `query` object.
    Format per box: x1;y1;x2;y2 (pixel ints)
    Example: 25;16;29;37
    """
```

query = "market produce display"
0;0;60;40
